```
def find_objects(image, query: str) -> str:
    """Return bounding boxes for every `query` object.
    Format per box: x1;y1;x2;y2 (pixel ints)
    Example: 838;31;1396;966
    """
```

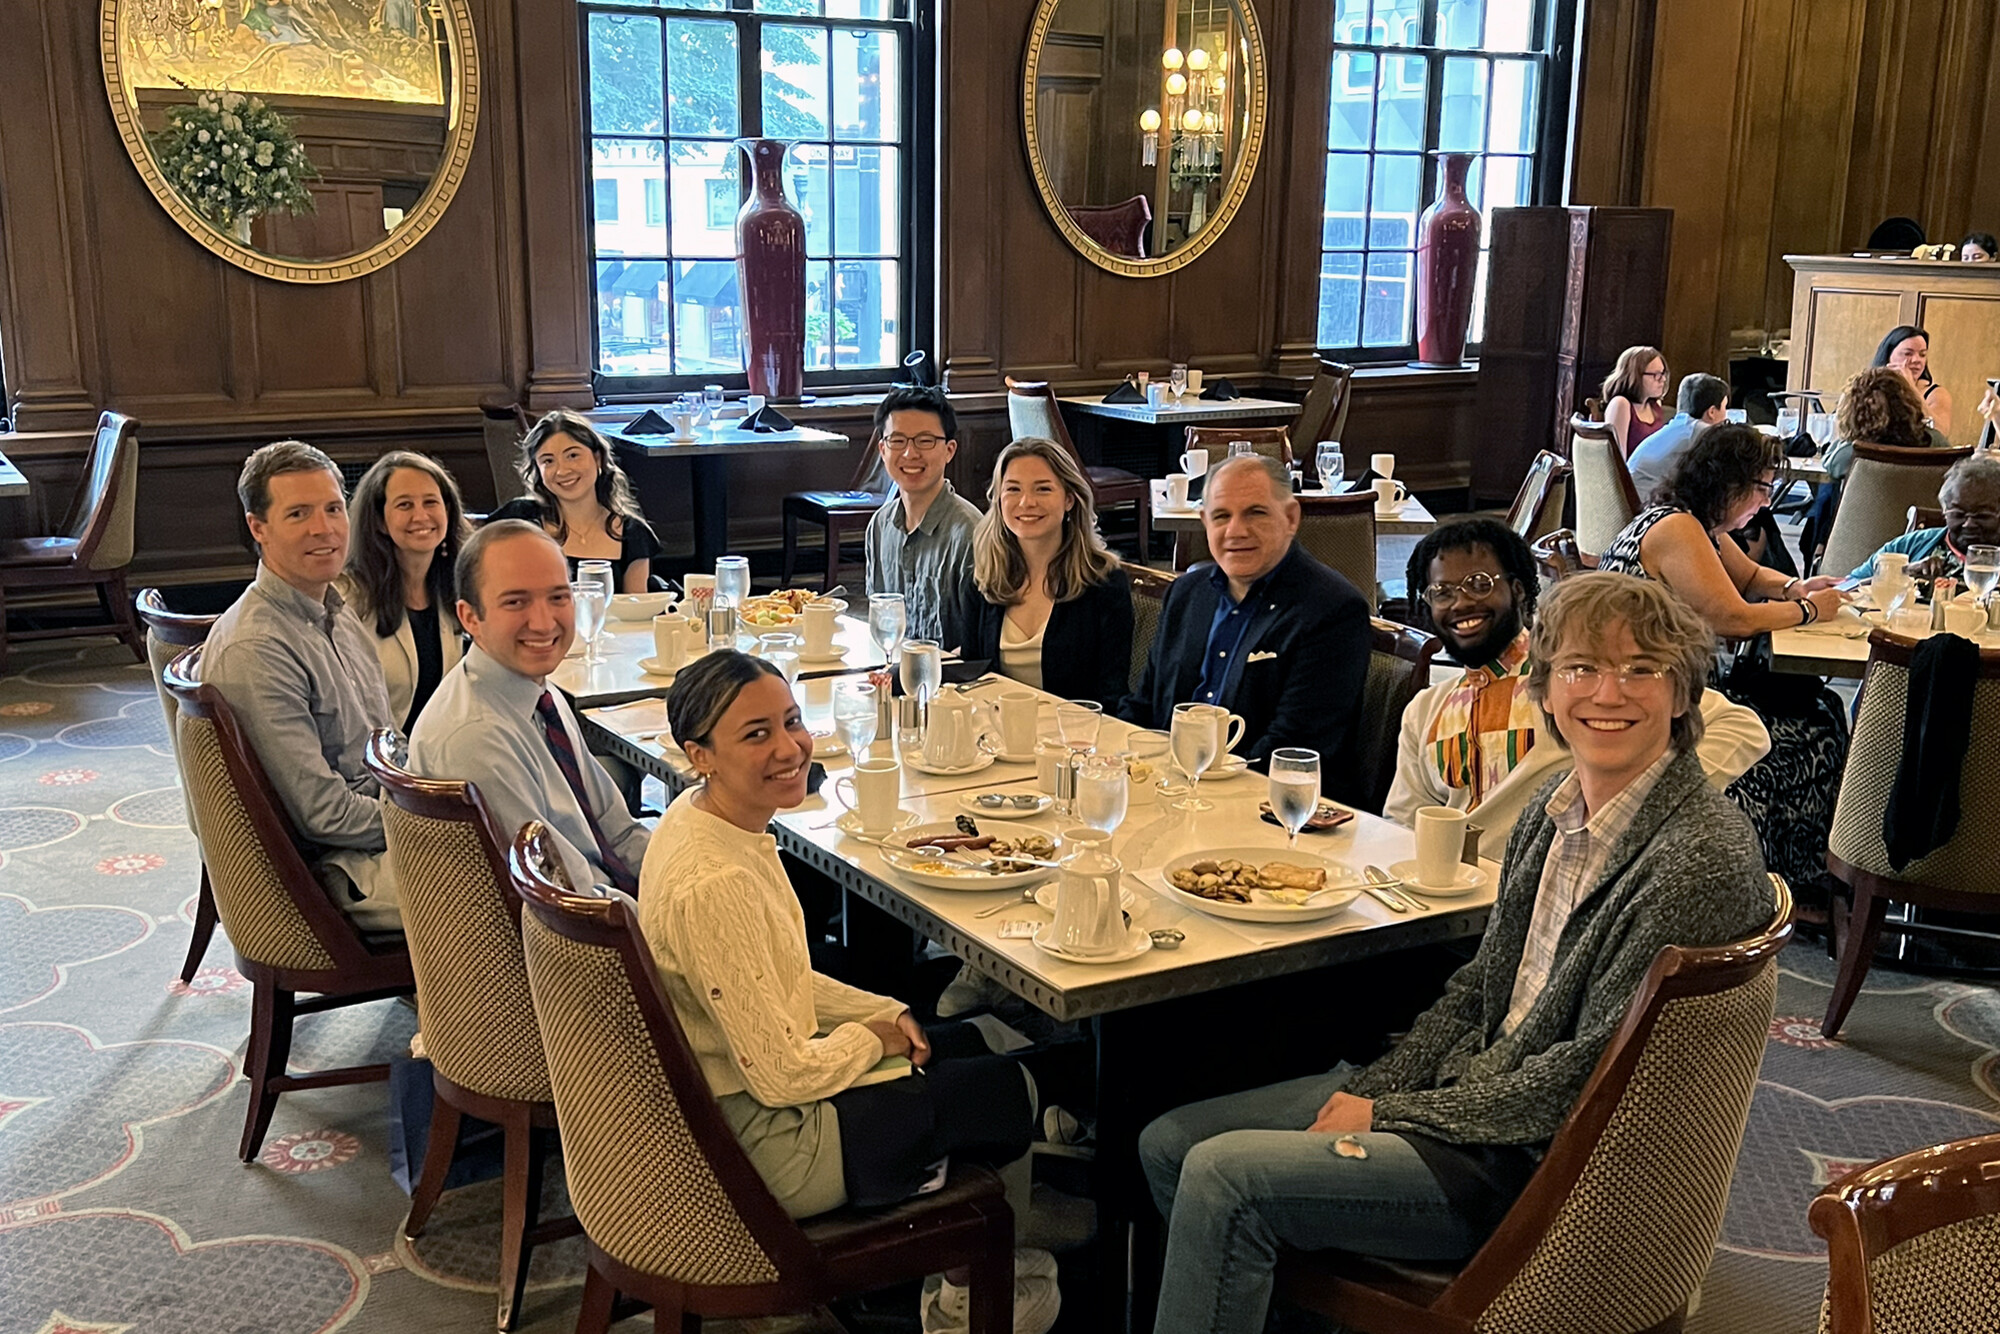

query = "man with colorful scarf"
1385;520;1770;842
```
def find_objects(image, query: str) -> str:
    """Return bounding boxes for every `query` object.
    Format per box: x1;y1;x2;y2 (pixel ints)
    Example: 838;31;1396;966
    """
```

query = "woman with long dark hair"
1600;345;1670;457
337;450;472;731
488;408;661;593
1873;324;1953;437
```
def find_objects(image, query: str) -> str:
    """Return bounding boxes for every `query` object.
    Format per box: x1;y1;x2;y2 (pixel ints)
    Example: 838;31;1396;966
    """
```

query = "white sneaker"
919;1246;1061;1334
936;964;1015;1018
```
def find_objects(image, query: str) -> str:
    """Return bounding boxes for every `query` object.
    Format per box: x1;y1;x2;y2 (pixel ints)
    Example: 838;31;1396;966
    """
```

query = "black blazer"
1120;543;1371;799
946;567;1133;709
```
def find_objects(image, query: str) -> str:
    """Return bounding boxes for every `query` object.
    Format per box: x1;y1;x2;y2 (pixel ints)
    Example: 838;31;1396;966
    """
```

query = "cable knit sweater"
638;792;907;1108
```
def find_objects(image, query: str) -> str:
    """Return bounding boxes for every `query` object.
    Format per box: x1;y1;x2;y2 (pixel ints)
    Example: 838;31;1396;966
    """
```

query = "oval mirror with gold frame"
100;0;481;284
1023;0;1267;278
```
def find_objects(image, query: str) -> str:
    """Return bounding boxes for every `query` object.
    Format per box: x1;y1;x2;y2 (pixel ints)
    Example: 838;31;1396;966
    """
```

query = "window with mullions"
582;0;921;387
1318;0;1562;359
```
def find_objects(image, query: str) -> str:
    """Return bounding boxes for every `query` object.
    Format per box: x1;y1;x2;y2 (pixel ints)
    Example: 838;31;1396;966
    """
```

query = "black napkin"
743;404;796;433
1199;378;1241;401
1883;632;1979;870
625;409;673;436
1102;380;1146;404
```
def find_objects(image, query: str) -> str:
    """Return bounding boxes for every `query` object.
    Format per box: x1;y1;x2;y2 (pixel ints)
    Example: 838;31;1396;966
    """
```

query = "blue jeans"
1139;1064;1482;1334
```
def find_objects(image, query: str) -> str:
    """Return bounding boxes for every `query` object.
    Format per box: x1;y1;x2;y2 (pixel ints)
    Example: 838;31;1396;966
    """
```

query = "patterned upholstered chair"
509;824;1017;1333
1354;619;1441;814
1276;877;1794;1334
1810;1131;2000;1333
1568;414;1642;557
1504;449;1573;543
365;732;578;1331
137;589;221;984
1817;442;1971;581
1005;376;1150;554
1185;425;1294;469
1121;560;1178;696
1291;357;1357;453
781;441;891;592
162;647;414;1161
1297;492;1379;599
1821;627;2000;1037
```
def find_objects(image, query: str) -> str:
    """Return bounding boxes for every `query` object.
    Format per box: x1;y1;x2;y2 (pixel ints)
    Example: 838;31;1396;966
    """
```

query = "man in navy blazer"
1122;455;1371;799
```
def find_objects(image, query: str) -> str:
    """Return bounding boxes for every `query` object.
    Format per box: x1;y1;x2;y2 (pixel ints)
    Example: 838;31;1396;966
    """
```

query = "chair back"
845;437;892;494
1431;877;1793;1331
1906;505;1943;534
62;412;140;571
1065;195;1152;259
1121;560;1178;694
1292;358;1356;450
1528;529;1592;585
1004;377;1081;459
1295;493;1377;597
163;646;375;976
512;824;822;1296
1504;449;1573;542
1810;1132;2000;1334
367;732;552;1104
480;403;533;505
1820;443;1972;581
137;590;218;832
1568;415;1642;556
1185;425;1293;469
1826;628;2000;898
1355;619;1440;813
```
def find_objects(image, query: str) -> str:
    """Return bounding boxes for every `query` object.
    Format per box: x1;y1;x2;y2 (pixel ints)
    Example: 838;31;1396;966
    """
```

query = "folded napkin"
743;404;797;433
1102;380;1146;404
1198;378;1241;401
625;409;673;436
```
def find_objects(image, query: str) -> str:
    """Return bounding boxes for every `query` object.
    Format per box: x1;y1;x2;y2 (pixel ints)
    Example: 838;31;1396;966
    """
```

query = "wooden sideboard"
1785;254;2000;448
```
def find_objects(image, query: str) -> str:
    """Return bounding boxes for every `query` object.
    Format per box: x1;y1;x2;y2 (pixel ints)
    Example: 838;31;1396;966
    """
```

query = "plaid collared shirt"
1501;750;1677;1035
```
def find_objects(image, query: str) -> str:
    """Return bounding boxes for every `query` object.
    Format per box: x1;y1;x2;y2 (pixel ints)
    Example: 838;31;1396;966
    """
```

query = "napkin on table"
1102;380;1146;404
743;404;797;433
1198;378;1241;401
625;409;673;435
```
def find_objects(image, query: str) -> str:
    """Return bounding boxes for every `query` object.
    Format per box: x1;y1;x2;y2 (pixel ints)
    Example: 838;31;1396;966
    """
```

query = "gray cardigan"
1349;748;1775;1149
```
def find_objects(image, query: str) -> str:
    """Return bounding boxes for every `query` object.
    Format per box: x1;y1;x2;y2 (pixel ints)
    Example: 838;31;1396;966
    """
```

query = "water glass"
1228;440;1255;458
758;631;801;685
1169;702;1223;811
1170;363;1189;397
899;639;943;704
703;384;725;421
571;579;607;665
714;555;750;605
833;682;879;760
1076;754;1130;834
1316;441;1344;493
868;594;907;668
1056;700;1103;753
1268;748;1321;848
1967;546;2000;602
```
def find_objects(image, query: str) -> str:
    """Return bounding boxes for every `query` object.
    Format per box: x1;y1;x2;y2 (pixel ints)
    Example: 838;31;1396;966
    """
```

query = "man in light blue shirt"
1627;373;1731;503
409;520;649;894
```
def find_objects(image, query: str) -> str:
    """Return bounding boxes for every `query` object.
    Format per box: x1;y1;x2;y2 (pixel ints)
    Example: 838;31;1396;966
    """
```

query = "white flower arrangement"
150;89;318;235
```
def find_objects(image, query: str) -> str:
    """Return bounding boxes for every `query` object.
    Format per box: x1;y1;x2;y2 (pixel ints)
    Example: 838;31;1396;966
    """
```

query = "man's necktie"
535;691;640;894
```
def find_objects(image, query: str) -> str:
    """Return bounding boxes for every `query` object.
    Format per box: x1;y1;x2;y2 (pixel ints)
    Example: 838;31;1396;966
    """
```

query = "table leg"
689;455;730;567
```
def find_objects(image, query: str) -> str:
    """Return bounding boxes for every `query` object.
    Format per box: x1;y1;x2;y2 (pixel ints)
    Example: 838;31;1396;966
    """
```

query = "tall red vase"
1412;152;1483;368
735;138;806;401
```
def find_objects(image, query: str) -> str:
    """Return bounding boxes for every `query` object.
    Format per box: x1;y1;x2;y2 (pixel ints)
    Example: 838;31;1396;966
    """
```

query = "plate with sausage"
878;820;1062;890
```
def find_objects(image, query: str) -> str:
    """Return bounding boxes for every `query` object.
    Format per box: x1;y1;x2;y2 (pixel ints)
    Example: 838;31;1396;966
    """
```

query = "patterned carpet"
3;638;1998;1334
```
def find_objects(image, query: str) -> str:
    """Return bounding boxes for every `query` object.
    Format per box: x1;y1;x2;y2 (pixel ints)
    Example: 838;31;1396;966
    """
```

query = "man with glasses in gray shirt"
864;385;981;643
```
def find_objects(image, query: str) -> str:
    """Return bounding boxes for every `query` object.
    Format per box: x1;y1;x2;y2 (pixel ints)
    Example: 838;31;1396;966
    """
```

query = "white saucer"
798;648;847;663
833;808;919;836
1033;883;1137;913
1387;858;1488;898
959;791;1053;819
1031;922;1152;965
638;656;678;677
985;746;1040;765
810;732;847;760
1202;755;1250;782
904;751;996;777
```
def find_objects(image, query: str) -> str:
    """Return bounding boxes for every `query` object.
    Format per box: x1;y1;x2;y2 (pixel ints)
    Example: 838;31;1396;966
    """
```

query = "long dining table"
549;607;889;708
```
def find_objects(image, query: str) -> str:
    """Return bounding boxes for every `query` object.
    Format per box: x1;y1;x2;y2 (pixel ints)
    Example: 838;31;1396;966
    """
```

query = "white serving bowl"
609;591;675;621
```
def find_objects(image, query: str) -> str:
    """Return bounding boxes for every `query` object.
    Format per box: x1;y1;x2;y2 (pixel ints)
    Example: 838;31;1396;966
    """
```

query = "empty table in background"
0;450;28;498
1150;491;1437;537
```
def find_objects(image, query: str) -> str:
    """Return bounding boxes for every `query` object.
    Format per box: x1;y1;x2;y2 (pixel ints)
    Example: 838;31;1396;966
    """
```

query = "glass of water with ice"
1268;748;1321;848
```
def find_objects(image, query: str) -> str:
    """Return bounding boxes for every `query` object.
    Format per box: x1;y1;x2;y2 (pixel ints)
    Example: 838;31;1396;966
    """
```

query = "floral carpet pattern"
2;641;1997;1333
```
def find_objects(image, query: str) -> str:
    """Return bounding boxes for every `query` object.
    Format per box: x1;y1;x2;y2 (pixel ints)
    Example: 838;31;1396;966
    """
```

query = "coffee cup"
1150;479;1170;511
997;691;1039;758
1180;446;1210;478
1371;453;1396;479
683;574;717;623
1166;473;1190;508
652;612;690;671
1372;478;1408;514
1146;382;1168;408
1414;806;1470;888
801;600;837;657
1186;368;1204;395
834;758;903;834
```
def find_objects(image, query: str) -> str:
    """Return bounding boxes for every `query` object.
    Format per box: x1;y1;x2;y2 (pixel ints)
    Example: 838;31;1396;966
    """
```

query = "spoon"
1363;865;1428;913
975;889;1042;918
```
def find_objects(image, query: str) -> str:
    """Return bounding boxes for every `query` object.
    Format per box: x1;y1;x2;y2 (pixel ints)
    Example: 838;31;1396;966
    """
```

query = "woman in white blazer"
337;451;472;731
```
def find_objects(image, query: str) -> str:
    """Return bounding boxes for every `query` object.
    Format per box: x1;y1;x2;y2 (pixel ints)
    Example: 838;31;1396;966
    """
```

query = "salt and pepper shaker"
1932;577;1957;631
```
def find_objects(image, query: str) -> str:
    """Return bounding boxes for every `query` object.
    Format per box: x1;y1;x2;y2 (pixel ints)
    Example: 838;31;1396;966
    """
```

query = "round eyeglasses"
1421;571;1505;607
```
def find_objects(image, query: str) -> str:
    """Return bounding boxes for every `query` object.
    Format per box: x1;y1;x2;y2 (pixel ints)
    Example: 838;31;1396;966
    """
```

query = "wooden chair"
1528;529;1594;584
1810;1131;2000;1333
1291;357;1356;452
365;733;580;1331
1121;560;1178;696
1503;449;1572;542
1185;425;1293;469
509;824;1017;1333
1355;618;1441;814
1818;443;1971;580
1006;377;1150;554
0;410;144;671
136;589;221;984
1821;627;2000;1037
479;401;534;507
1568;415;1643;557
1906;505;1944;534
163;647;414;1161
781;442;891;591
1277;877;1793;1334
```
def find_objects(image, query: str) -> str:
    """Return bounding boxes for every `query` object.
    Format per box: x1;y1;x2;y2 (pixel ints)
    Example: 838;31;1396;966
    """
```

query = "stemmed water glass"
900;639;943;706
571;578;608;666
1268;748;1321;849
1052;700;1103;815
868;594;907;674
1169;702;1223;812
833;682;878;762
1170;363;1189;398
1316;441;1345;494
1965;545;2000;605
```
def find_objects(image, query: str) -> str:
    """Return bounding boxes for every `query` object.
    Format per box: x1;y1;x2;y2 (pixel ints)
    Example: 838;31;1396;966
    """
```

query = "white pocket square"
1246;651;1278;663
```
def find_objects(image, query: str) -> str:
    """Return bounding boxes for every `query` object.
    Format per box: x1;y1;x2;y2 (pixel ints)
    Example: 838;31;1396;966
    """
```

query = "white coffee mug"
998;691;1039;757
1180;446;1210;478
1186;368;1205;395
800;601;837;656
1372;478;1409;514
1414;805;1470;888
1146;382;1168;408
683;574;717;623
834;758;903;834
1371;453;1396;479
652;613;690;671
1166;473;1190;508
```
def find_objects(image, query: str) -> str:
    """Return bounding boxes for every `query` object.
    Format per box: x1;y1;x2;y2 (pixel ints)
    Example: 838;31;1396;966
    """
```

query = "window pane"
828;0;893;15
1376;0;1423;46
1370;153;1421;250
594;140;666;255
1482;154;1530;211
833;28;899;140
835;260;898;367
789;143;833;257
1363;251;1412;347
764;25;830;140
671;141;739;256
1328;53;1374;148
1332;0;1371;40
635;0;726;8
1322;153;1369;249
589;13;663;136
1489;60;1537;153
668;20;740;137
1319;252;1363;348
1470;246;1492;343
805;260;834;369
1375;56;1426;150
1438;0;1483;49
755;0;820;13
598;260;672;376
834;145;899;255
1440;57;1488;152
673;260;743;374
1482;0;1536;51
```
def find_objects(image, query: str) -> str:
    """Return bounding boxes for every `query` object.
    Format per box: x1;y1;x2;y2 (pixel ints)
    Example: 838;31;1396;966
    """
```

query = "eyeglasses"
883;433;947;454
1944;508;2000;524
1420;571;1506;606
1642;368;1669;380
1553;662;1669;689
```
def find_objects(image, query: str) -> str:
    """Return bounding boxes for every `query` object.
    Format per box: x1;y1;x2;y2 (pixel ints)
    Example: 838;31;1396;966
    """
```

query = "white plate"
810;732;847;760
1031;922;1153;965
958;791;1053;819
1155;847;1361;923
1387;859;1488;898
903;751;996;777
610;593;676;620
638;656;678;677
833;808;919;836
880;822;1061;891
798;648;848;663
1033;883;1137;913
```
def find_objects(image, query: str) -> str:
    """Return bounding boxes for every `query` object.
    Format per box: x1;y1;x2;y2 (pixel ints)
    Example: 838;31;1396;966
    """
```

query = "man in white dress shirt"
408;520;649;893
